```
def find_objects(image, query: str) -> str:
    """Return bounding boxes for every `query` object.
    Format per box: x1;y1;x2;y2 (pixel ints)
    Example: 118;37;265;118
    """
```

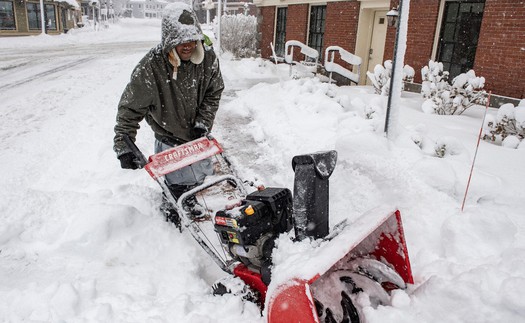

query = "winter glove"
118;152;138;170
192;124;209;139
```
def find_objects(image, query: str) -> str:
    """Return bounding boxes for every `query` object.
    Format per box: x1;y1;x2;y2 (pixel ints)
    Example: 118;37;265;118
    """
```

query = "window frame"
274;7;287;57
26;2;57;31
307;4;326;61
433;0;485;80
27;2;41;30
0;0;16;30
45;3;57;30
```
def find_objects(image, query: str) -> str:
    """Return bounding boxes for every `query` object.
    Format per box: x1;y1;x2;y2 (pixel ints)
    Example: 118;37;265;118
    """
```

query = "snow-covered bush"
421;60;487;115
482;100;525;148
434;138;463;158
366;60;414;96
421;61;449;99
406;125;466;158
219;14;257;58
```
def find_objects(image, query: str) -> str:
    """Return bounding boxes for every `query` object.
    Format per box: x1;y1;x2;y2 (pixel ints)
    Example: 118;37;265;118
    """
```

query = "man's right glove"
118;152;138;170
191;124;209;139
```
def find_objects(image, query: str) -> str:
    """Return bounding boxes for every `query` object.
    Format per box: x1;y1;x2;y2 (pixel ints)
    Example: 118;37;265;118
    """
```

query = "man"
113;3;224;221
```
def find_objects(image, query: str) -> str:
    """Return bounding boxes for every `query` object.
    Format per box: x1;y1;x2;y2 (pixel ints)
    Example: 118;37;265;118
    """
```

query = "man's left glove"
118;152;138;170
192;124;209;139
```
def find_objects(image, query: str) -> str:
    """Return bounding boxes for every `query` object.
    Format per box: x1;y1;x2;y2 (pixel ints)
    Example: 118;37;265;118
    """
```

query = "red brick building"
255;0;525;101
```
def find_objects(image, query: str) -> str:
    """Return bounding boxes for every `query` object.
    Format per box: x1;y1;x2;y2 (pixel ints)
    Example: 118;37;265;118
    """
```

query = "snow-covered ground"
1;18;524;322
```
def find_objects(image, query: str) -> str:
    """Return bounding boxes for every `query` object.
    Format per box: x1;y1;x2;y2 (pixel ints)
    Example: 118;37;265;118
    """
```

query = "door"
366;10;388;85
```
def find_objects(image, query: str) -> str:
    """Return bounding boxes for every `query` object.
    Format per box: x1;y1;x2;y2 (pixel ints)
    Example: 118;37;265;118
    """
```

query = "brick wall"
385;0;524;99
324;1;359;52
259;4;309;61
324;1;360;68
475;0;525;99
286;4;309;43
384;0;440;84
286;4;309;62
258;2;361;76
260;6;276;59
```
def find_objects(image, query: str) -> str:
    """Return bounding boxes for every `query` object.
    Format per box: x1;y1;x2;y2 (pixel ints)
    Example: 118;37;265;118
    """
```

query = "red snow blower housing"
123;135;413;323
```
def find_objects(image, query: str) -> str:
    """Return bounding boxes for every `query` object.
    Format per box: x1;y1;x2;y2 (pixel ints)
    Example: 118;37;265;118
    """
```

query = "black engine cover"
214;187;293;246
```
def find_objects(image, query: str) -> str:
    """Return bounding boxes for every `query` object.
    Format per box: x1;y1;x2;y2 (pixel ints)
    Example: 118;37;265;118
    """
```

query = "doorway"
365;10;388;85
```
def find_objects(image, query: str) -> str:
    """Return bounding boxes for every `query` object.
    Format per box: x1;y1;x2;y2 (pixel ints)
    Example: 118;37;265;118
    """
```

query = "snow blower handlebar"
122;134;242;274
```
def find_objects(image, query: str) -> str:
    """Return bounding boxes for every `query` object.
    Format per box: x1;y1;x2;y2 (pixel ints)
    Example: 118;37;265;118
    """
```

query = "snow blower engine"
213;151;338;286
214;187;293;284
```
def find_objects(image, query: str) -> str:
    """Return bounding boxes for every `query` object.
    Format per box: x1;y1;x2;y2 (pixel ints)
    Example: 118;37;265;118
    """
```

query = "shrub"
366;60;414;96
421;60;487;115
483;101;525;148
219;14;257;58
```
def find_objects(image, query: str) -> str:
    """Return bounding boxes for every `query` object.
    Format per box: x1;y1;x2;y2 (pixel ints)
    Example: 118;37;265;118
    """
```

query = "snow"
284;40;319;64
1;18;525;323
55;0;79;8
325;46;362;84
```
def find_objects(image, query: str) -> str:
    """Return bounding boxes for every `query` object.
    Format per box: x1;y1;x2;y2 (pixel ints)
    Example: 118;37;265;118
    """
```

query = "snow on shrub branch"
219;14;257;58
483;100;525;149
366;60;414;96
421;60;487;115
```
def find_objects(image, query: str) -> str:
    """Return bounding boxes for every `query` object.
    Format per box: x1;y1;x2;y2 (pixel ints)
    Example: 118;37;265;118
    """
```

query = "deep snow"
1;18;524;323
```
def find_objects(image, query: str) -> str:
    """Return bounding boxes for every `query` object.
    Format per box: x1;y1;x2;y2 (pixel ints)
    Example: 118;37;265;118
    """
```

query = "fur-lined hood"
161;3;204;54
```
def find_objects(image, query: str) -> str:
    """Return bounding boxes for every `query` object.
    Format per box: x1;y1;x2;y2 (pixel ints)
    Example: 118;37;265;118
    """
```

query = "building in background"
121;0;169;18
198;0;256;23
1;0;81;36
254;0;524;100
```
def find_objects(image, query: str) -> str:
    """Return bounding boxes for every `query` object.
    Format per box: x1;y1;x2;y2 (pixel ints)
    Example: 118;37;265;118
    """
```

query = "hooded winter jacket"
113;3;224;156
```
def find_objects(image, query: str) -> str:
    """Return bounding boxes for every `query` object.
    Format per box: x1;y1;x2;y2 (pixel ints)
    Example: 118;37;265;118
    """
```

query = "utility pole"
39;0;45;34
217;0;221;52
384;0;409;139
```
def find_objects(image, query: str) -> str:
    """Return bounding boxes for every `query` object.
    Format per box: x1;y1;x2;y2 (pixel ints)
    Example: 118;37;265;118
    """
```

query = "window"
0;0;16;30
308;5;326;60
45;4;56;30
275;7;287;56
27;3;57;30
436;0;485;80
27;3;41;29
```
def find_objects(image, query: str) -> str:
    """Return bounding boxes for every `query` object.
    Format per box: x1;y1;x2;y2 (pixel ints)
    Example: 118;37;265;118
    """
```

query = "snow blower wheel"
312;269;392;323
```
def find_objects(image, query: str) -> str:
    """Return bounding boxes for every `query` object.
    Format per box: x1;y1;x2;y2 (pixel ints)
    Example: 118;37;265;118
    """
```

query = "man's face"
175;41;197;61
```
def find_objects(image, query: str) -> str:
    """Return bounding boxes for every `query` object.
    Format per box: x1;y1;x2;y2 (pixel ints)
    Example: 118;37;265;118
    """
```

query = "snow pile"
55;0;79;8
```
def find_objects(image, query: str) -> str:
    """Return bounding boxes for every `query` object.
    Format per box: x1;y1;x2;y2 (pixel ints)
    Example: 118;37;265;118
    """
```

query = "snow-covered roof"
55;0;80;8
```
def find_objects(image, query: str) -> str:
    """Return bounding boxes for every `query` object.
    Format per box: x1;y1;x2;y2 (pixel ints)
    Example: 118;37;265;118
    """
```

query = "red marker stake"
461;91;492;212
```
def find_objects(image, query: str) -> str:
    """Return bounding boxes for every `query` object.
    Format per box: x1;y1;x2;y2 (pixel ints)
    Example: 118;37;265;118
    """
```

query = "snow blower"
123;135;413;323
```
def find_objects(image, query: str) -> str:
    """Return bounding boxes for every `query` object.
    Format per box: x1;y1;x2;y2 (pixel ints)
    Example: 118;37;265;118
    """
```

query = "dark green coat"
113;4;224;156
